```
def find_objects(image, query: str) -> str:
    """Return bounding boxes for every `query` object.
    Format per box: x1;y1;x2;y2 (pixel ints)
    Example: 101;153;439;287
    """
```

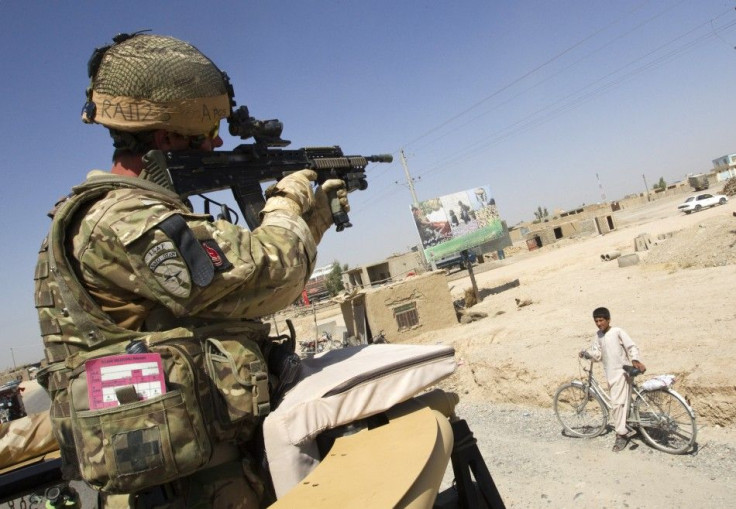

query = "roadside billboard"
410;185;503;262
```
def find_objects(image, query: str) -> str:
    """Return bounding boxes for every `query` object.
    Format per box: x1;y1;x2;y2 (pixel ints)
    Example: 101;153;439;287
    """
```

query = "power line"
411;14;736;183
406;0;693;156
399;0;659;152
360;5;736;215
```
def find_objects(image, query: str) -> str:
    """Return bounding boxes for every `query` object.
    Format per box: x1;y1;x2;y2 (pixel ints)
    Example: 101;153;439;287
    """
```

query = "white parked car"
677;193;728;214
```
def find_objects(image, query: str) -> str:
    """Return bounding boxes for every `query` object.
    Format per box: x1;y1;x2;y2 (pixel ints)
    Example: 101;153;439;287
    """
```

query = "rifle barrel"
367;154;393;163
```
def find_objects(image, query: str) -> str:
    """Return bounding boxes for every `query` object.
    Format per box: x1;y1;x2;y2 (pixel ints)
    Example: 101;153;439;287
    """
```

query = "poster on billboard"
410;185;503;262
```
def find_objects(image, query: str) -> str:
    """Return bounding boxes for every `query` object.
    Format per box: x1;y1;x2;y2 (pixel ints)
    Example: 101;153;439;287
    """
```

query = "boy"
580;307;646;452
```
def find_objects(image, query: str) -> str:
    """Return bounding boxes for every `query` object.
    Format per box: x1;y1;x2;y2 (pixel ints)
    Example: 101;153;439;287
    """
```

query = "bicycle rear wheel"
636;389;697;454
553;382;608;438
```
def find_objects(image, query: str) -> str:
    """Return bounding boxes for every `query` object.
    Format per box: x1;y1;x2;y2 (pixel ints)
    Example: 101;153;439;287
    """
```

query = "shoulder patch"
201;239;233;272
144;241;192;297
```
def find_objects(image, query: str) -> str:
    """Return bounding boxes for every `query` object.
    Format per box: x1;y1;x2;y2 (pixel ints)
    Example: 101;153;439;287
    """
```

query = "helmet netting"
93;35;227;101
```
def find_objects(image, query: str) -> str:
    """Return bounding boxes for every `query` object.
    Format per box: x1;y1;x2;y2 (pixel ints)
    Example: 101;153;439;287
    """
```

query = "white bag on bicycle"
640;374;676;392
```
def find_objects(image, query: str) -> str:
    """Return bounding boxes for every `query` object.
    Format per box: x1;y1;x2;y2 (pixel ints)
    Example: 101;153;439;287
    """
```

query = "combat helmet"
81;32;233;140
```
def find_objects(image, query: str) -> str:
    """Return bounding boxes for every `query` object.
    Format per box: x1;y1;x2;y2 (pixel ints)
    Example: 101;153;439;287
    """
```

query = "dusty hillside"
281;192;736;427
643;213;736;269
440;198;735;427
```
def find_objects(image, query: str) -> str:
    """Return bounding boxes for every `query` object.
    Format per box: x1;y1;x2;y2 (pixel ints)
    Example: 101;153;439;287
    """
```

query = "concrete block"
634;233;653;252
618;253;640;267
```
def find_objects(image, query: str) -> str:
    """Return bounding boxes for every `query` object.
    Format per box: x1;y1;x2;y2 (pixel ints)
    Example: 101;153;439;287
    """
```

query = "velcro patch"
157;215;214;288
113;427;163;474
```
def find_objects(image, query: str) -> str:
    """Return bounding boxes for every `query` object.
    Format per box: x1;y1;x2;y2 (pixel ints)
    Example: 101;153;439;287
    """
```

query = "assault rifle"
142;105;393;232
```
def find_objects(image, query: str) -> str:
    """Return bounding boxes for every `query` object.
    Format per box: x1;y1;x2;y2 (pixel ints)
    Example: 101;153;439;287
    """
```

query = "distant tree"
325;261;345;296
653;177;667;191
533;206;549;222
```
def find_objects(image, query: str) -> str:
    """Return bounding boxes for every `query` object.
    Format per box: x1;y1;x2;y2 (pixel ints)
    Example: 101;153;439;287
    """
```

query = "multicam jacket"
34;170;317;485
36;170;316;363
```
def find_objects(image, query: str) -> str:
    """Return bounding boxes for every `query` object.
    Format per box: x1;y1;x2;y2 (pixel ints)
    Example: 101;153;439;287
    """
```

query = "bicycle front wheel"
553;382;608;438
636;389;696;454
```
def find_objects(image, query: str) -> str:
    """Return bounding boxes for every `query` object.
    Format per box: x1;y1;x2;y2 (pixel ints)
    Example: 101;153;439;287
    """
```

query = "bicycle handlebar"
623;365;642;377
579;356;641;377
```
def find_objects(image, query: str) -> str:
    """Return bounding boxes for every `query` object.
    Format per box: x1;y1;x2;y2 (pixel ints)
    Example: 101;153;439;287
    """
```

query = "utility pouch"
36;363;82;481
204;336;270;441
67;340;213;493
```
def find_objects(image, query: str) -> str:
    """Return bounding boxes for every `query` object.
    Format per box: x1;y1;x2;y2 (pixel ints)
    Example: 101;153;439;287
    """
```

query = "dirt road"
454;402;736;509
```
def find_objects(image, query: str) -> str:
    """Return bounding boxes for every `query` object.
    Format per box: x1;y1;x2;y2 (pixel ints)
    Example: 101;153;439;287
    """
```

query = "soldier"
34;33;349;507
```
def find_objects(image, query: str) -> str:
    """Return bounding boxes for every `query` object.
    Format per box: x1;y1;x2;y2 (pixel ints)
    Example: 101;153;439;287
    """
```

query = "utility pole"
399;149;420;205
596;173;607;202
399;150;431;271
642;174;651;202
10;348;16;369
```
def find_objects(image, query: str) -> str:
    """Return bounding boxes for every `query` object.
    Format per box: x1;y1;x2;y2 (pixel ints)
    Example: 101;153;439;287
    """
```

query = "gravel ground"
642;210;736;269
9;385;736;508
442;401;736;508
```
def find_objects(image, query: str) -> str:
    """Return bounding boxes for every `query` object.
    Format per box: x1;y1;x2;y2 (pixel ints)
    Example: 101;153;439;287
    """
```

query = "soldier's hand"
260;170;349;244
309;179;349;244
320;179;350;213
261;170;317;217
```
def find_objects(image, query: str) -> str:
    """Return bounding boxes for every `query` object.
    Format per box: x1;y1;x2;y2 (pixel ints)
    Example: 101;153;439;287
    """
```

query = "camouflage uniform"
0;411;58;470
36;170;317;508
68;170;315;328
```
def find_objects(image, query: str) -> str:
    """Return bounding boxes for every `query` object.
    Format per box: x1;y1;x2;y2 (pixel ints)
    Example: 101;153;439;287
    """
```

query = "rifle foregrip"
329;190;351;232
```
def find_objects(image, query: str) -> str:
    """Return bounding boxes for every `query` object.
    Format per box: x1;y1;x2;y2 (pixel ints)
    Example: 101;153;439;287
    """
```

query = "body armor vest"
35;173;185;365
34;173;272;490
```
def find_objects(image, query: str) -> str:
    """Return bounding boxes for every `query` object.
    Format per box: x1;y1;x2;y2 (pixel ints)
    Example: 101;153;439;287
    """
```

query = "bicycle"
553;358;697;454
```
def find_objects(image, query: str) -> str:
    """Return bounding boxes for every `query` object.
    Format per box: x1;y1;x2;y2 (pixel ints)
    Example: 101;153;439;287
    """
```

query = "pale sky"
2;1;736;368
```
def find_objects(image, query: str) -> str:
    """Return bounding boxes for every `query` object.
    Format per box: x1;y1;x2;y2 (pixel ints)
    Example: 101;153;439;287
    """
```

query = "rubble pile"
644;213;736;269
722;177;736;196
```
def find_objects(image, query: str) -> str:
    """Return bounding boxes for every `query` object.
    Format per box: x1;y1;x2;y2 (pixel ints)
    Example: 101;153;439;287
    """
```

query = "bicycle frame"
579;361;613;412
579;360;676;428
629;384;686;430
557;359;697;454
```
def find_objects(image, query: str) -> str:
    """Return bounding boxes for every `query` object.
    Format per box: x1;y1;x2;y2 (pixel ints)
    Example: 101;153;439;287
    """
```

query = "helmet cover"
82;34;231;136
